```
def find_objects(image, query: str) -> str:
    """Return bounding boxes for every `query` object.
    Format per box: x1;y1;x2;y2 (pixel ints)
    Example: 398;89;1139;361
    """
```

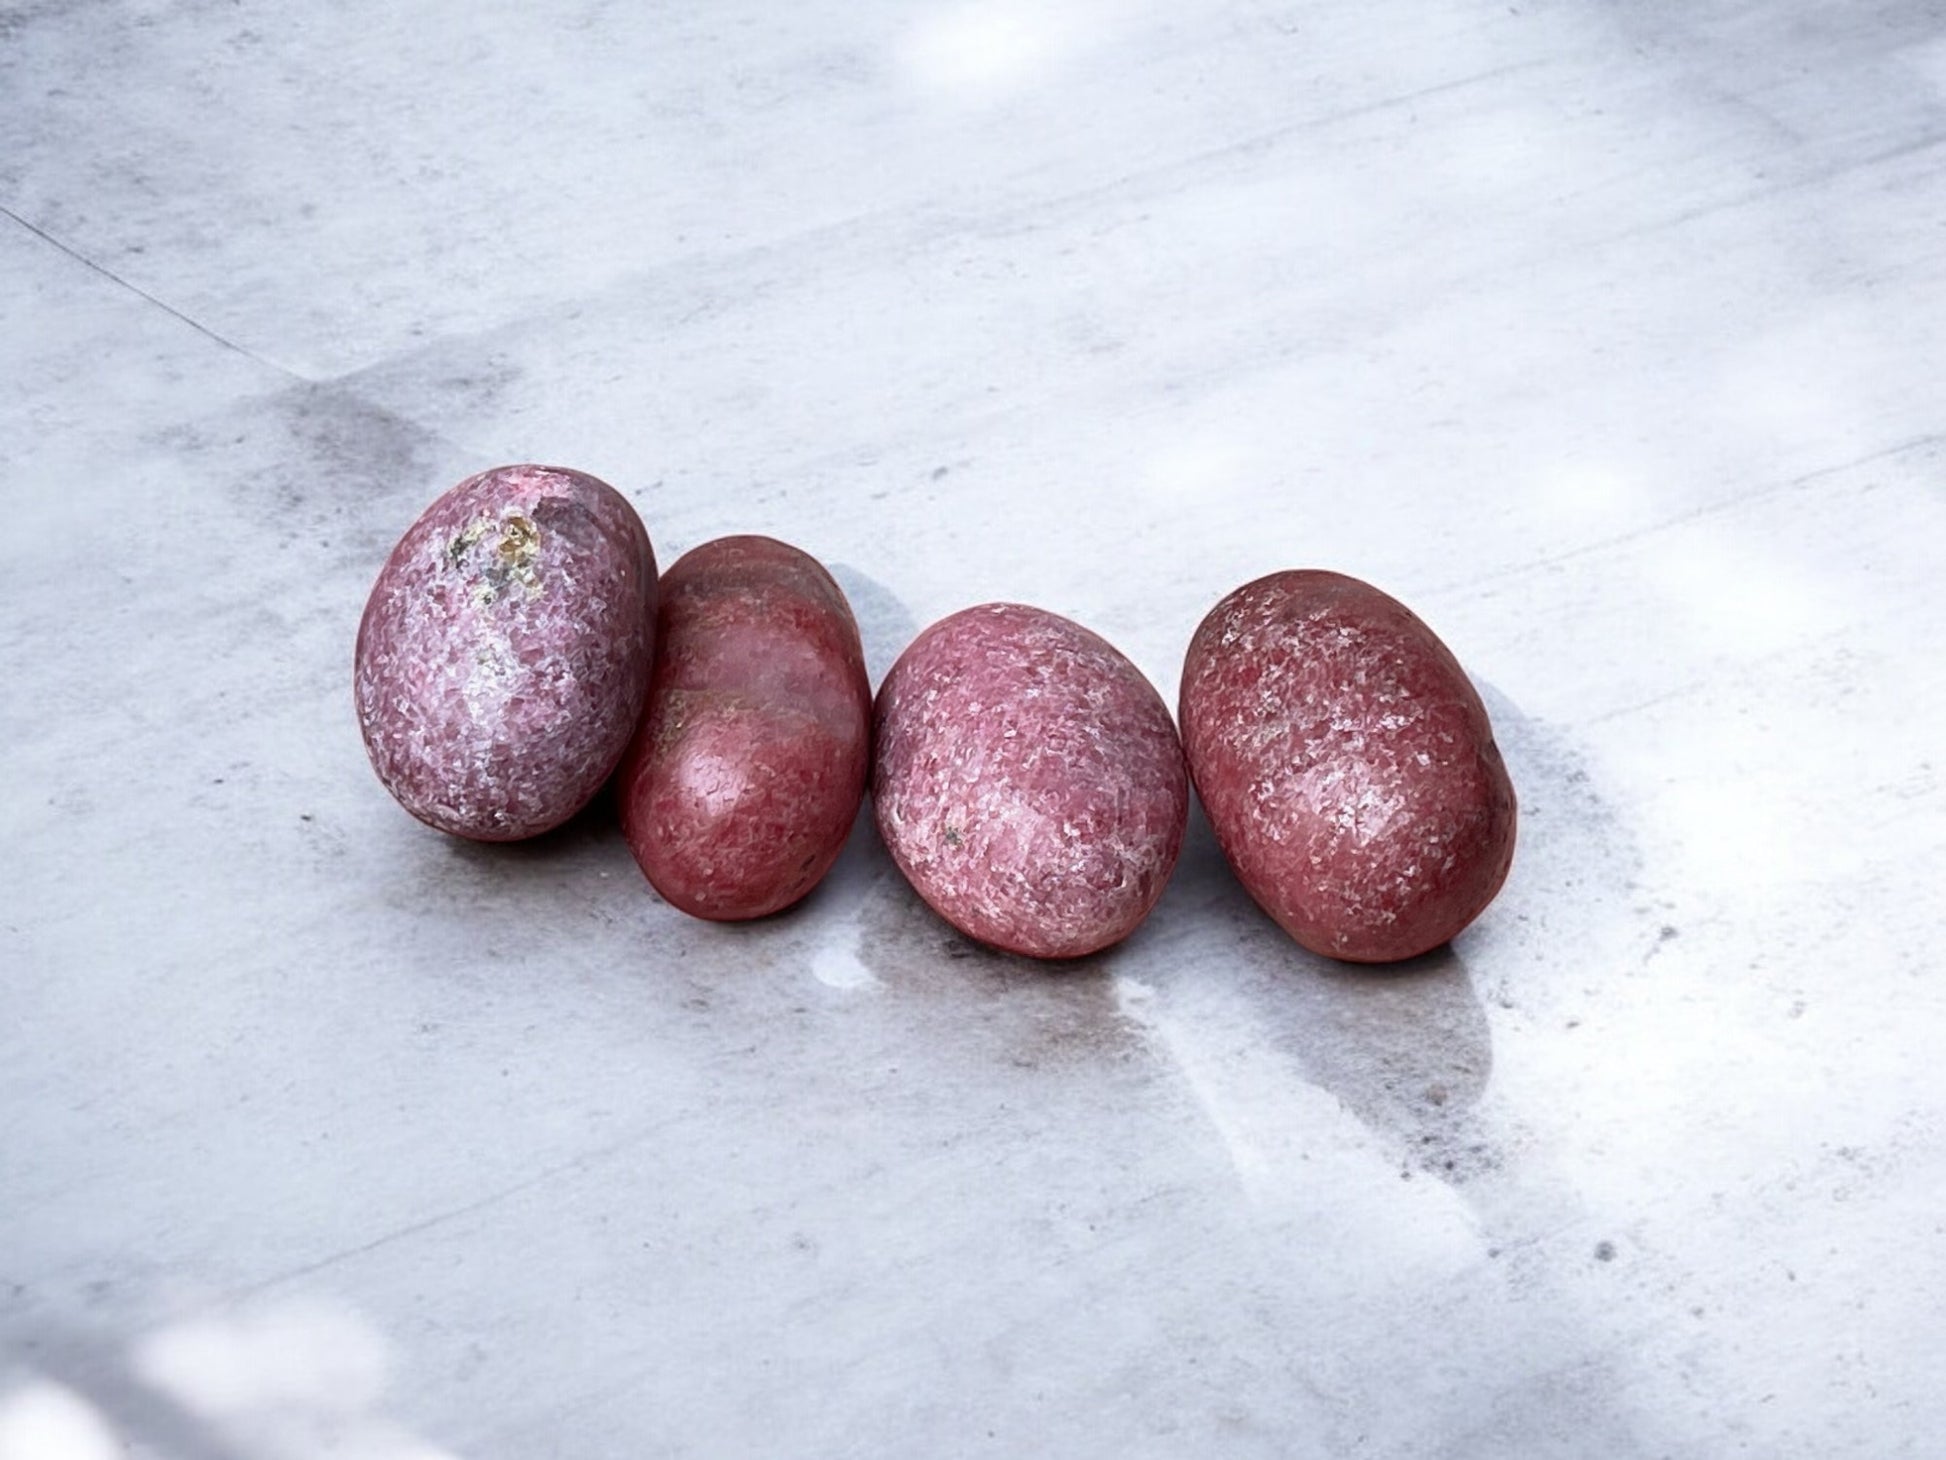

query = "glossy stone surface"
618;535;870;920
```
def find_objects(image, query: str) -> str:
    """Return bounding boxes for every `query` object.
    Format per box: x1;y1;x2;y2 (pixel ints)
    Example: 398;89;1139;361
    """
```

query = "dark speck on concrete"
1595;1240;1617;1262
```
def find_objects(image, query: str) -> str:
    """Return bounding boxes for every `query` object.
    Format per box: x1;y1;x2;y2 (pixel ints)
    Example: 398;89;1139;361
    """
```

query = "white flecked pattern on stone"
874;603;1188;958
1181;570;1516;962
354;465;656;840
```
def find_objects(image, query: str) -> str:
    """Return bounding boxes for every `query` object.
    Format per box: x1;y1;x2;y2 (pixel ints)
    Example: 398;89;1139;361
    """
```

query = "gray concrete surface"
5;1;1945;1455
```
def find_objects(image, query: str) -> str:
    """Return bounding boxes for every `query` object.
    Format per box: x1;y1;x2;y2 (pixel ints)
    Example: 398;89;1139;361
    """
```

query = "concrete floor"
5;1;1945;1456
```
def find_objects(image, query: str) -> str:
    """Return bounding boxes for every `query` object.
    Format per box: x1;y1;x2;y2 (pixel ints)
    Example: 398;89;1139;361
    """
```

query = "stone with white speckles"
354;464;657;841
1180;570;1516;963
873;603;1188;960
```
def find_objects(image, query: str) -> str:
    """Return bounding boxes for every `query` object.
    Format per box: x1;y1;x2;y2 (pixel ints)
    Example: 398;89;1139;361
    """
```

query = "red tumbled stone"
1179;570;1516;963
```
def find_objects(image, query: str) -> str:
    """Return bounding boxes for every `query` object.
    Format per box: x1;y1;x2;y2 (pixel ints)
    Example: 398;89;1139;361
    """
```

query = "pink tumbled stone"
354;464;657;841
873;603;1188;959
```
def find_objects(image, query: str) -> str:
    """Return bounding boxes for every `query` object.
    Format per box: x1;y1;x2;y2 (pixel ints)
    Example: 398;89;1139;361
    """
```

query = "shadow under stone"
826;560;919;691
1122;796;1500;1184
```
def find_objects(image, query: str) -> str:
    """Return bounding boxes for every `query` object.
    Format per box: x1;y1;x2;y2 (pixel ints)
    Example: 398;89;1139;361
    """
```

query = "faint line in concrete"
1435;430;1945;601
0;203;302;381
233;1114;694;1297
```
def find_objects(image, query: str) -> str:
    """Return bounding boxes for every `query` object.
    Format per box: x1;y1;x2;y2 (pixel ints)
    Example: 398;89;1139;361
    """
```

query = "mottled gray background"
5;1;1944;1456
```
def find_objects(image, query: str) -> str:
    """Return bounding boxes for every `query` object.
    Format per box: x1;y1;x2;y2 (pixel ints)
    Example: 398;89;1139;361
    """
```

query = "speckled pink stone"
354;464;657;841
873;603;1188;960
617;535;871;921
1179;570;1516;963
